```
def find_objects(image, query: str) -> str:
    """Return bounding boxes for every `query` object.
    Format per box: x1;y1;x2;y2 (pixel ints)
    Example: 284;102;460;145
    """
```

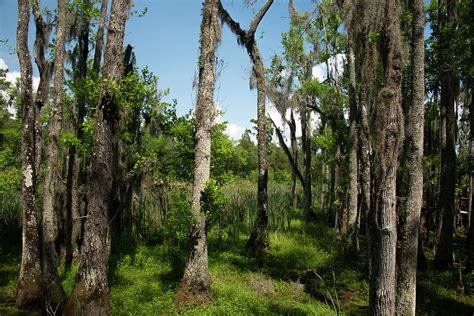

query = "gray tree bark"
395;0;425;313
369;0;404;314
434;0;457;271
174;0;220;305
64;0;131;314
31;0;53;174
93;0;108;72
41;0;68;307
345;41;359;258
15;0;43;308
66;0;91;265
218;0;274;255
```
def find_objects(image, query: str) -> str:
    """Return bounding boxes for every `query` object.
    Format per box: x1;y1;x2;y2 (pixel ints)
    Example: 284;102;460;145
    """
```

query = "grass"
1;180;474;315
105;220;342;315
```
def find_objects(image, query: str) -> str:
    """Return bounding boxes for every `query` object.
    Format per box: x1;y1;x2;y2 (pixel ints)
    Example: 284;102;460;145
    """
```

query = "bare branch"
217;1;246;44
248;0;273;39
267;113;304;186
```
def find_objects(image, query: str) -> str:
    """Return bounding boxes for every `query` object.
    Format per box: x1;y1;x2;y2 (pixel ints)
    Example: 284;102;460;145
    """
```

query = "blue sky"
0;0;316;139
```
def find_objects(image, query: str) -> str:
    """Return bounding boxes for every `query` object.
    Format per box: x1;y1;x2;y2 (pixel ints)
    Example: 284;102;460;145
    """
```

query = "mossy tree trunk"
218;0;274;255
15;0;43;308
64;0;131;314
41;0;68;307
31;0;53;174
395;0;425;313
434;0;457;271
174;0;220;306
368;0;404;313
65;0;92;265
345;40;359;258
93;0;108;72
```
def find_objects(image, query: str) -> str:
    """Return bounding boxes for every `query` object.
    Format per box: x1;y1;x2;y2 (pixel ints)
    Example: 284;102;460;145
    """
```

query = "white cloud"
5;70;41;93
2;59;40;92
225;123;246;141
0;58;7;70
312;53;346;82
268;103;320;145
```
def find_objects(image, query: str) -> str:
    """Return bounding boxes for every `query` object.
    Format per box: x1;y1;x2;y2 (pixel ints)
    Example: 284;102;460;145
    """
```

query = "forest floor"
1;218;474;315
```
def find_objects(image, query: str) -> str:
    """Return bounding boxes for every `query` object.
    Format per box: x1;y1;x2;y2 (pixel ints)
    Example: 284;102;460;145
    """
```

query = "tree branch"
248;0;273;39
217;1;246;43
267;113;304;187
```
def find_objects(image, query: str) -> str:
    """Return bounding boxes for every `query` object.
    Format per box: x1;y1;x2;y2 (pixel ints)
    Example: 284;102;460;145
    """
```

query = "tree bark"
369;0;404;314
65;0;91;265
301;108;314;217
15;0;43;308
396;0;425;313
434;0;457;271
41;0;68;307
345;40;359;258
31;0;53;174
289;110;298;208
93;0;108;72
218;0;274;255
64;0;130;314
174;0;220;306
247;40;270;255
465;79;474;272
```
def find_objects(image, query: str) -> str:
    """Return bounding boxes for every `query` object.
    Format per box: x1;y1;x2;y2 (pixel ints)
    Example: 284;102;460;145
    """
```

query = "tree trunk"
369;0;404;313
65;1;91;265
15;0;43;308
345;41;359;258
396;0;425;313
289;110;298;208
64;0;130;314
174;0;220;306
41;0;68;307
93;0;108;72
434;0;457;271
466;82;474;272
301;109;314;218
217;0;273;255
31;0;53;174
247;41;270;254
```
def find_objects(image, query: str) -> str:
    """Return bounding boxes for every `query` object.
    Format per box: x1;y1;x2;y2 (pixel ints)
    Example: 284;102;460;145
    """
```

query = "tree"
174;0;221;305
41;0;68;307
64;0;131;313
218;0;273;255
31;0;53;174
395;0;425;313
93;0;108;72
15;0;43;308
266;55;298;208
434;0;458;271
368;0;404;313
345;36;359;257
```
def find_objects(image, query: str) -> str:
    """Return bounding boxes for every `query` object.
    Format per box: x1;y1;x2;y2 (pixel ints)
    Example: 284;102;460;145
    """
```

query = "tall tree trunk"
93;0;108;72
247;42;270;254
289;110;298;208
369;0;404;313
434;0;457;271
465;75;474;272
345;40;359;258
218;0;274;255
64;0;130;314
396;0;425;313
301;108;314;217
65;1;91;265
174;0;220;306
41;0;68;307
15;0;43;308
31;0;53;174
